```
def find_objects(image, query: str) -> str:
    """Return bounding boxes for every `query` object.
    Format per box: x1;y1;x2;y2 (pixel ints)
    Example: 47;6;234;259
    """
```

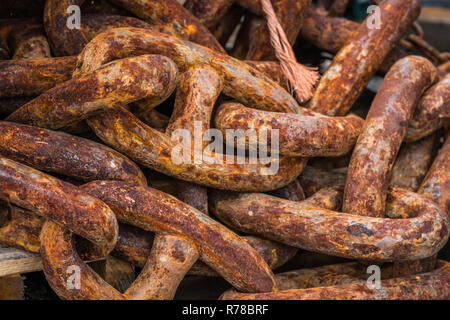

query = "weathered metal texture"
220;260;450;299
212;3;245;46
344;56;437;217
235;0;264;15
7;55;178;130
0;157;118;255
210;187;449;262
80;14;153;41
185;0;234;28
405;73;450;143
245;60;287;89
328;0;350;16
268;179;305;202
88;106;305;192
437;60;450;79
0;97;34;115
139;67;223;299
40;221;126;300
0;205;43;253
0;56;76;98
75;27;302;114
418;133;450;213
125;234;198;300
215;102;364;157
0;121;146;185
307;0;421;116
298;166;346;197
390;134;438;191
245;0;311;61
44;0;88;56
80;180;277;293
108;0;225;53
9;24;51;60
138;109;170;131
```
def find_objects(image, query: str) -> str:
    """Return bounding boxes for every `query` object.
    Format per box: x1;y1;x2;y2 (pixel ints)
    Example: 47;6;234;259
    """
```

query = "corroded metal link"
215;102;364;157
108;0;225;52
87;106;306;192
79;180;277;293
300;8;408;75
390;134;438;191
0;56;76;98
0;121;146;185
298;166;346;197
184;0;234;28
140;67;223;299
7;55;178;130
0;157;118;255
75;27;302;114
0;204;43;253
245;0;311;61
268;179;305;202
344;56;437;217
307;0;421;116
405;73;450;143
219;260;450;300
9;24;51;60
209;187;449;262
418;132;450;213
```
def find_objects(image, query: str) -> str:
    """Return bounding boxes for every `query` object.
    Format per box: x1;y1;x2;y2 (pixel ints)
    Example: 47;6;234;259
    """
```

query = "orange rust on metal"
245;0;311;61
437;60;450;79
0;157;118;255
418;133;450;213
245;60;288;89
0;205;43;253
268;179;305;202
137;109;170;131
405;73;450;143
390;134;438;191
298;166;346;197
212;3;245;46
328;0;350;16
210;187;449;261
7;55;178;130
307;0;421;116
343;56;437;217
75;27;302;114
220;260;450;300
9;24;51;60
108;0;225;52
0;121;146;185
185;0;234;29
88;106;305;192
0;56;76;98
80;180;277;293
140;67;223;299
215;102;364;157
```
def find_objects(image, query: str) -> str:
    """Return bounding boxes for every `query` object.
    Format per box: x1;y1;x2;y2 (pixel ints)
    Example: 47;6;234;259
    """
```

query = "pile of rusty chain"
0;0;449;300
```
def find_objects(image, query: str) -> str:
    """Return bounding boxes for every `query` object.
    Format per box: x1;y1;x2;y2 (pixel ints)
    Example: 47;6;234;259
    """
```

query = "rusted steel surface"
268;179;305;202
108;0;225;53
308;0;421;116
405;73;450;143
215;102;364;157
9;24;51;60
44;0;87;56
0;56;76;98
245;0;311;61
0;205;43;253
390;134;438;191
88;106;305;192
0;121;146;185
298;166;346;197
0;157;118;255
344;56;437;217
418;133;450;213
210;187;449;261
220;260;450;300
245;60;287;89
7;55;178;130
185;0;234;28
328;0;350;16
212;4;245;46
80;180;277;293
125;234;198;300
75;27;302;114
